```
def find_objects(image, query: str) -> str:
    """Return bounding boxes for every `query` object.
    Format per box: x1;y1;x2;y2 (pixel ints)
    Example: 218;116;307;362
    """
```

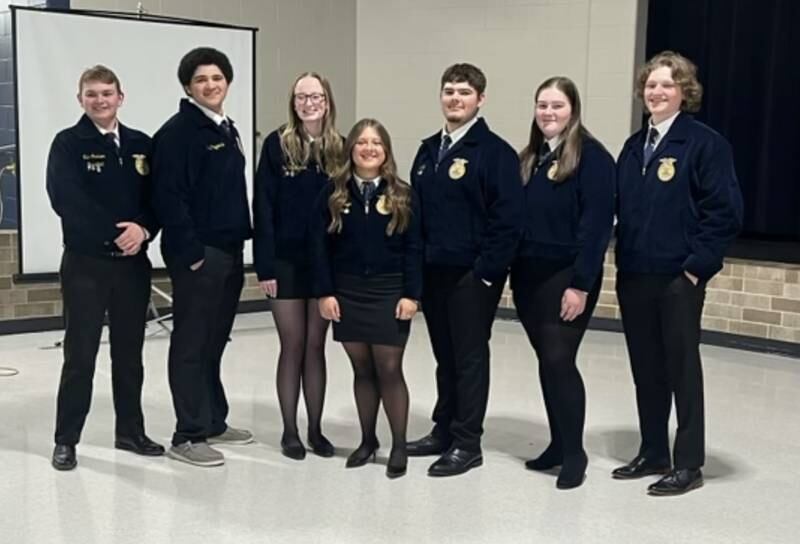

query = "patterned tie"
437;134;452;165
643;127;659;164
536;141;552;168
362;180;376;204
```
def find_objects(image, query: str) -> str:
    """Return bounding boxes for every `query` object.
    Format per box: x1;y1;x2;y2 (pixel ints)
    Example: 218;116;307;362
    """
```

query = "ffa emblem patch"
132;154;149;176
657;158;677;182
448;158;468;180
547;161;559;181
376;195;390;215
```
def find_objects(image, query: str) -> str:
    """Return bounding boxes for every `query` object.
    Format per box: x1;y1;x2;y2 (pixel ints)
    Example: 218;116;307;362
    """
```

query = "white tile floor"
1;312;799;544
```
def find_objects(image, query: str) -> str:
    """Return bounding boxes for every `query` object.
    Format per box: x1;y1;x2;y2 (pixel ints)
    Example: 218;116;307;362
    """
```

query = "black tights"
271;299;329;443
342;342;408;453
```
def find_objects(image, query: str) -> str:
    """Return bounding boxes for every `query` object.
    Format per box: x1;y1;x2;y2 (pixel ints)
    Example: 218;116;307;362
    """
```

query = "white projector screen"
12;7;256;276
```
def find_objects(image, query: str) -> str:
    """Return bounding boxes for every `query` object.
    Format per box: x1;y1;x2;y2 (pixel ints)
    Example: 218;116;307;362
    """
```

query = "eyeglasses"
294;93;326;105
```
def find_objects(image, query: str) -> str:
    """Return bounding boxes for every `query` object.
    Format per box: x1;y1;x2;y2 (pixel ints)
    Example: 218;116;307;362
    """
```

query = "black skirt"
273;258;314;299
332;273;410;347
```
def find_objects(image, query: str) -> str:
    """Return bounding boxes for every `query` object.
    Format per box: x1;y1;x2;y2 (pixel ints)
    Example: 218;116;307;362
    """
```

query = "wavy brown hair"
636;50;703;112
328;119;412;236
519;76;594;184
279;72;344;177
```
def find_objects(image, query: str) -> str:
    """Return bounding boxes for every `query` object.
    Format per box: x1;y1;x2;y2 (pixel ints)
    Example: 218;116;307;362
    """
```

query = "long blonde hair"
328;119;411;236
519;76;594;184
279;72;344;177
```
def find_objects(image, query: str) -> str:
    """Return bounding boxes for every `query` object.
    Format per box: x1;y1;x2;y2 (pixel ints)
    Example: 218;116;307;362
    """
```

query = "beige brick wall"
4;229;799;345
0;230;264;321
497;249;800;345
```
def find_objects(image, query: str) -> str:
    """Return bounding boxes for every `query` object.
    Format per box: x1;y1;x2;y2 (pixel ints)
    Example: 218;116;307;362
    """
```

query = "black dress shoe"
281;436;307;460
308;434;335;458
611;455;671;480
556;452;588;490
407;433;449;457
524;444;563;471
346;440;379;468
386;447;407;479
648;468;704;496
52;444;77;471
428;447;482;477
115;434;165;457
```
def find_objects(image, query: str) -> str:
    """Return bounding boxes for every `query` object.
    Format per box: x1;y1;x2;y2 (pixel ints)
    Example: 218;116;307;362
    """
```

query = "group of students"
47;46;743;498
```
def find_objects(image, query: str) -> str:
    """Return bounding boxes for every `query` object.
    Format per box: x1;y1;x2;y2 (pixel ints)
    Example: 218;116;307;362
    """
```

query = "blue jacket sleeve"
682;136;743;280
402;188;423;299
571;145;615;291
151;127;204;269
473;142;524;282
252;135;280;280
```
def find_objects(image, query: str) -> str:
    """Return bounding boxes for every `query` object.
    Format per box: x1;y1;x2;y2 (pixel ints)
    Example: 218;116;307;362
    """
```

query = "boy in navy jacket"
613;51;743;496
48;65;163;470
151;47;253;467
406;63;523;477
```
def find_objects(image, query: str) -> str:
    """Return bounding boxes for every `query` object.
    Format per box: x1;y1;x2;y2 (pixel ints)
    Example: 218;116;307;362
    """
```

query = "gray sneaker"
167;441;225;467
207;426;254;445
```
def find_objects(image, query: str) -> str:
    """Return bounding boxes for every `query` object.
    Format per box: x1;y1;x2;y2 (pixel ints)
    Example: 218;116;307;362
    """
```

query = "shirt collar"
648;110;680;142
354;172;381;189
93;119;120;144
546;134;563;152
189;97;228;125
442;115;480;147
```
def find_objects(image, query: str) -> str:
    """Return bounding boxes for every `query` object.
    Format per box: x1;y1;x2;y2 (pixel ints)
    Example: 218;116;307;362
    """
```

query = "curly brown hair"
328;119;411;236
636;50;703;112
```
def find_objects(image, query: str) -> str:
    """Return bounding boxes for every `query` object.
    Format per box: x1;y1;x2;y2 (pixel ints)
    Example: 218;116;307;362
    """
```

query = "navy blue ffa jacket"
312;179;423;300
46;114;158;257
615;113;743;281
151;99;252;269
516;136;615;291
252;129;336;280
411;118;523;283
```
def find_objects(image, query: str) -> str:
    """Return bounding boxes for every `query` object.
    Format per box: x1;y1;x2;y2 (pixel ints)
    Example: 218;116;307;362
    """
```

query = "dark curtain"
647;0;800;243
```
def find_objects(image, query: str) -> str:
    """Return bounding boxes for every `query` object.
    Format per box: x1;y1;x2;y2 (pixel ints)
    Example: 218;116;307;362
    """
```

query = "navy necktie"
437;134;452;165
643;127;659;164
220;119;233;139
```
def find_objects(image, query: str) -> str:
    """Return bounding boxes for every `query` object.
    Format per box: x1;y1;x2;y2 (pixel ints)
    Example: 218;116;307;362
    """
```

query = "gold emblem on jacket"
657;157;677;182
449;158;468;180
376;195;390;215
132;154;149;176
547;160;559;181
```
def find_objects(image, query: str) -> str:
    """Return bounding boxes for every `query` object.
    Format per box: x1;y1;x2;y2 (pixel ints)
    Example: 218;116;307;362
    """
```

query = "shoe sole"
428;457;483;477
166;449;225;467
114;442;165;457
52;460;77;471
386;468;407;479
647;478;704;497
207;437;255;446
611;467;671;480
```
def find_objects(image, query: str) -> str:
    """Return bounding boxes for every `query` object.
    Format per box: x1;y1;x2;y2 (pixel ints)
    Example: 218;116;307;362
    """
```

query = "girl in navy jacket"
511;76;615;489
313;119;422;478
252;73;345;460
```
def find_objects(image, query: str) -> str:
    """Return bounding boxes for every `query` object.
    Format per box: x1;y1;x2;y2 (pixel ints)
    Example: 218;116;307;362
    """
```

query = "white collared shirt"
646;110;680;150
353;172;381;191
94;120;120;147
546;135;563;153
441;115;480;147
189;97;228;126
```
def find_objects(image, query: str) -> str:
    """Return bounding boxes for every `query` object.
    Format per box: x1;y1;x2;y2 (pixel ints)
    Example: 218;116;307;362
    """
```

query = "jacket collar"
422;117;491;161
